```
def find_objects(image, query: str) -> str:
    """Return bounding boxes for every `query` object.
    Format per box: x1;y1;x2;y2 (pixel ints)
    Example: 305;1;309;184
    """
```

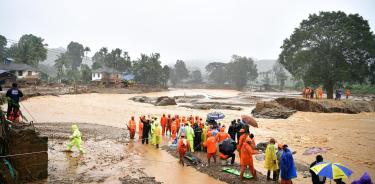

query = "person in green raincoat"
201;124;208;150
154;122;162;148
66;124;85;153
185;122;195;152
264;138;278;181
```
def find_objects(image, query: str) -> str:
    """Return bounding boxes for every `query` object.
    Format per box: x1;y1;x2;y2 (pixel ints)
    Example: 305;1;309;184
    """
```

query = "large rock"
8;125;48;182
251;101;297;119
129;96;154;104
155;96;177;106
275;97;375;114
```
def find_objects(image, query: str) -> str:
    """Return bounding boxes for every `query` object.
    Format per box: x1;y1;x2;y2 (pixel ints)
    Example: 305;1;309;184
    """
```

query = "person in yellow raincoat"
154;122;162;148
150;117;156;145
66;124;85;154
264;138;278;181
185;122;195;152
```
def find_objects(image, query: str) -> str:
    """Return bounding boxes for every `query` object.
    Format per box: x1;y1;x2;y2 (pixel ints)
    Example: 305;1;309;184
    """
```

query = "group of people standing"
127;114;298;183
303;87;351;100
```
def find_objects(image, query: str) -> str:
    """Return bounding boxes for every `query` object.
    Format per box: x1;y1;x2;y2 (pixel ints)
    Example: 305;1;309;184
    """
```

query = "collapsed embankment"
252;97;375;119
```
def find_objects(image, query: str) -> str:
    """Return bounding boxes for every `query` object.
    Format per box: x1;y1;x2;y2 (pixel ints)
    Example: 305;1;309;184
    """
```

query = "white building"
0;62;39;80
91;67;122;82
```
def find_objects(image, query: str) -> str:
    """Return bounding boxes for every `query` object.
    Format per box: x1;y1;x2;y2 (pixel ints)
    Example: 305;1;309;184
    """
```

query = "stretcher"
221;167;253;179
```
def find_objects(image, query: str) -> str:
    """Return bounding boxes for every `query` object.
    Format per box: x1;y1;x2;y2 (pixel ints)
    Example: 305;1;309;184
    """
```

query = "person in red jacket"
203;131;217;166
171;118;177;140
177;133;190;166
160;114;167;135
127;116;136;139
166;114;172;136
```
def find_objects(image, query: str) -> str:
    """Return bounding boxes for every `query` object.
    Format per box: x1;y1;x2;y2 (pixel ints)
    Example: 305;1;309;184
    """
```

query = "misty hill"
42;47;65;66
255;59;276;72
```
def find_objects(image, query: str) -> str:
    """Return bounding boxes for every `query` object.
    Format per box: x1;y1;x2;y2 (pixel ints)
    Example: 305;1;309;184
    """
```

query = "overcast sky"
1;0;374;64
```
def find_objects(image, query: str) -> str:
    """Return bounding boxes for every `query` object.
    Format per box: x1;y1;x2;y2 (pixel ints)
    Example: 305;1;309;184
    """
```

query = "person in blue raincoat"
280;145;296;184
66;124;85;153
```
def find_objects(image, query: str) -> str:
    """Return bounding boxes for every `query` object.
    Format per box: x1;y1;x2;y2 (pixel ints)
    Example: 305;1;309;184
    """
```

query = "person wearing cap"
240;137;257;180
237;128;248;158
203;131;217;166
264;138;278;181
280;145;297;184
177;133;190;166
127;116;137;139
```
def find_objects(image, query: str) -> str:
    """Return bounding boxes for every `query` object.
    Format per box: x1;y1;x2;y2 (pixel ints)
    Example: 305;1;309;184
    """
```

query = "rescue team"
125;114;297;183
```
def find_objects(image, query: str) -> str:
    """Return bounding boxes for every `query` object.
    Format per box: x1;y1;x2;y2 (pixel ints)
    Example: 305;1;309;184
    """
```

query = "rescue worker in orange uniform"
182;116;186;124
138;116;144;140
175;115;181;132
166;114;172;136
215;127;231;143
171;118;177;140
237;129;248;158
177;133;190;166
127;116;136;139
160;114;167;136
240;137;257;180
345;89;351;99
203;131;217;166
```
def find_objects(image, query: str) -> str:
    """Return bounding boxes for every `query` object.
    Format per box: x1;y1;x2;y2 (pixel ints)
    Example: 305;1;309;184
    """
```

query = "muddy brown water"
14;88;375;183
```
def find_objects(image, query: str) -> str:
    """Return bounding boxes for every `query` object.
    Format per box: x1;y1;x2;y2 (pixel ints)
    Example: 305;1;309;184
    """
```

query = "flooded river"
19;88;375;183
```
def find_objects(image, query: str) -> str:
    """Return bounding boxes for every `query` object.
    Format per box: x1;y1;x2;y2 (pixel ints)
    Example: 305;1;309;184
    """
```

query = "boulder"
129;96;154;104
155;96;177;106
251;101;297;119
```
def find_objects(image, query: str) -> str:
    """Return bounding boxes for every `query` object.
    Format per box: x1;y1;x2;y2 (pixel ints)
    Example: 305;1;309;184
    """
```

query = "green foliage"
161;65;170;88
0;35;7;61
169;60;189;86
190;69;203;83
205;62;227;85
132;53;163;86
272;61;288;90
226;55;258;89
279;11;375;98
66;41;84;70
92;47;131;72
80;64;92;84
347;84;375;94
8;34;47;67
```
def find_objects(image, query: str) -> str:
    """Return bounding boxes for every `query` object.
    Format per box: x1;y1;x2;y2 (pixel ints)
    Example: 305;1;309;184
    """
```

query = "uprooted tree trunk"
324;81;334;99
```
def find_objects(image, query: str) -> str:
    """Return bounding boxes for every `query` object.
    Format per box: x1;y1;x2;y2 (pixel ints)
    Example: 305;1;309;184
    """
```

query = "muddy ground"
30;123;161;184
161;145;270;184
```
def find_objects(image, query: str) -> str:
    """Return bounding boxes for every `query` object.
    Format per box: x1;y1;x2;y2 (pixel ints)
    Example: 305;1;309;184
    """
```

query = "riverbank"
16;89;375;183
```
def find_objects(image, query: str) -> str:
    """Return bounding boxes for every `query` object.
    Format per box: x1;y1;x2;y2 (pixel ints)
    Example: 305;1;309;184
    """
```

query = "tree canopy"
279;11;375;98
92;47;131;72
8;34;47;67
205;62;228;86
66;41;84;70
132;53;163;86
0;35;7;61
226;55;258;89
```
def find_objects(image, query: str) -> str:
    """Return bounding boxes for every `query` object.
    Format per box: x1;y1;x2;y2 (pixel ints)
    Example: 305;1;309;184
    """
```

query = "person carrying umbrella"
310;161;352;184
310;155;327;184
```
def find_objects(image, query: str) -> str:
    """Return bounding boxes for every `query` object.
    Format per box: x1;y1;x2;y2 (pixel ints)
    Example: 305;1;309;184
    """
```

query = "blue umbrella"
207;112;225;120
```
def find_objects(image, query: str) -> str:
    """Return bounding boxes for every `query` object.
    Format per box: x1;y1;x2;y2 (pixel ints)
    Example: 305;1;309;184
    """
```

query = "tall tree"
191;69;203;83
8;34;47;67
66;41;84;70
226;55;258;89
279;11;375;98
80;64;92;84
0;35;7;61
132;53;163;86
205;62;227;85
161;65;170;88
272;61;288;91
173;60;189;84
92;47;108;70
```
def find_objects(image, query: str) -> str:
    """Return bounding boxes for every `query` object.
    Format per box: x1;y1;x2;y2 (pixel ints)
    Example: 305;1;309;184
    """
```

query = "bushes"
348;84;375;94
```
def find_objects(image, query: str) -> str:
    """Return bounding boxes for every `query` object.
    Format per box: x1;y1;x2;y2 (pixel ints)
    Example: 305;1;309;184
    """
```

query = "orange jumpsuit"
237;133;249;158
215;127;230;143
128;119;136;139
240;139;256;179
160;115;167;135
177;138;190;165
138;118;144;140
175;116;181;132
171;121;177;140
203;133;217;159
